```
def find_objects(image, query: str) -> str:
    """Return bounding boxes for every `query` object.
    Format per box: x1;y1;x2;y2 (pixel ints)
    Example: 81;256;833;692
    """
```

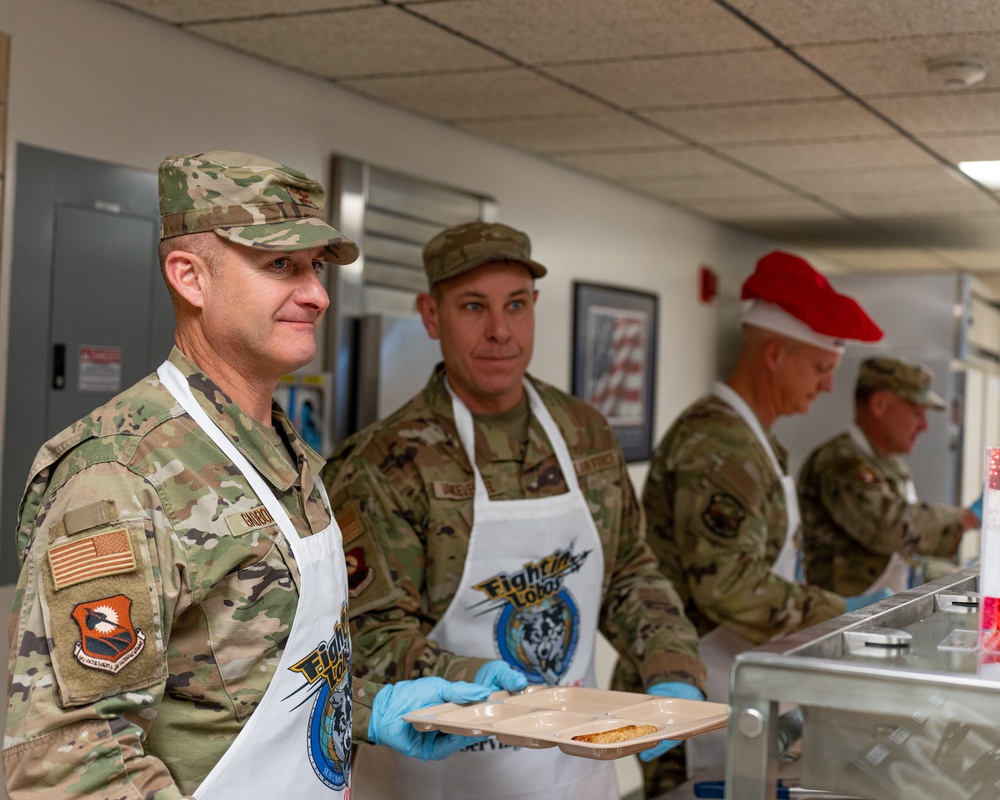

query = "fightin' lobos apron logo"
288;601;353;793
471;544;591;685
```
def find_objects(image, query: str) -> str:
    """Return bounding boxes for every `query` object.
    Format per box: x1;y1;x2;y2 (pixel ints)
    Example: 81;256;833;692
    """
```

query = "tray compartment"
503;686;646;713
432;702;533;736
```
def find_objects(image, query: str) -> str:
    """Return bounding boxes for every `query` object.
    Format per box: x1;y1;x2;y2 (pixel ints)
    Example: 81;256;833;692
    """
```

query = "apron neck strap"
446;377;581;498
712;381;784;477
157;361;305;548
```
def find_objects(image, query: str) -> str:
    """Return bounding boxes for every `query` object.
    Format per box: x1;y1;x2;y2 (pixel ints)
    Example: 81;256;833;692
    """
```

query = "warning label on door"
79;346;122;393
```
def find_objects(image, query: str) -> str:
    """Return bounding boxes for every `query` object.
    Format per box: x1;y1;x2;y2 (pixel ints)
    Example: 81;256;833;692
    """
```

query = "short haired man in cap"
798;356;980;597
322;221;706;800
640;251;887;780
4;152;520;799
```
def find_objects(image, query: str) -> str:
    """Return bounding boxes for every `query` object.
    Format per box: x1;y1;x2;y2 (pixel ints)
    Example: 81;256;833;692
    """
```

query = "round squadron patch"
702;492;746;538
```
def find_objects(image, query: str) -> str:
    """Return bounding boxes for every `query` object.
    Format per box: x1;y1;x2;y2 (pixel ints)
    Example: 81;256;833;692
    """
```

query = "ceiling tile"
781;165;975;195
822;187;999;217
189;6;506;79
643;97;897;145
799;34;1000;97
876;211;1000;247
719;137;941;174
726;0;1000;45
810;246;958;271
627;171;798;203
413;0;768;65
453;113;684;153
340;68;608;120
683;195;846;223
920;133;1000;163
871;90;1000;135
546;49;840;110
113;0;371;24
927;248;1000;270
552;147;737;180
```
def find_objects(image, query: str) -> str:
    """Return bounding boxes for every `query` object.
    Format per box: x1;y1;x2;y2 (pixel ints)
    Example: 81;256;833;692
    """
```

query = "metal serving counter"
725;567;1000;800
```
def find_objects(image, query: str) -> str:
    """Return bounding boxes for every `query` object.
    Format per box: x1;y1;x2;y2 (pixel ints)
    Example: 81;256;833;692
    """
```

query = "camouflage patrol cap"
857;356;946;410
158;151;360;265
422;221;547;288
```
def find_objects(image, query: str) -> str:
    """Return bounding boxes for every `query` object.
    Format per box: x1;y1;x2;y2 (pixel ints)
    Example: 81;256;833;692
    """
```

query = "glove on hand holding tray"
402;685;728;760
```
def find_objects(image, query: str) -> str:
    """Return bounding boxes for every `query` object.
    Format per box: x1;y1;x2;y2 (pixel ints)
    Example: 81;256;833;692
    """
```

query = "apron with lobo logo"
355;379;616;800
158;362;353;799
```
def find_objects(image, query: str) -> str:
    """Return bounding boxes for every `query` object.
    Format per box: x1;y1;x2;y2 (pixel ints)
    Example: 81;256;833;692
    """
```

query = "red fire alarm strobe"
700;266;718;303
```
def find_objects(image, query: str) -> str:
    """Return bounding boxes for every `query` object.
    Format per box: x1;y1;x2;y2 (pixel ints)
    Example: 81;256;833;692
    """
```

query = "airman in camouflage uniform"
798;356;976;596
643;396;845;644
324;221;705;799
4;152;497;800
326;365;703;683
640;251;883;787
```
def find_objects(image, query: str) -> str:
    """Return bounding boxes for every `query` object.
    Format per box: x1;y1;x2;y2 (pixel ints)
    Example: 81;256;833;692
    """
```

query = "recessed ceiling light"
959;161;1000;189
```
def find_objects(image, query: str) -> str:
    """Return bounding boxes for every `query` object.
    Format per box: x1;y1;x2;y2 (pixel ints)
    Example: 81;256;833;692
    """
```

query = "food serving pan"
402;685;729;760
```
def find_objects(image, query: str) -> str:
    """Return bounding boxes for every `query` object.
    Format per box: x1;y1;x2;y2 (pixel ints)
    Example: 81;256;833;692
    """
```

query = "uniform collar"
167;347;322;492
425;363;555;470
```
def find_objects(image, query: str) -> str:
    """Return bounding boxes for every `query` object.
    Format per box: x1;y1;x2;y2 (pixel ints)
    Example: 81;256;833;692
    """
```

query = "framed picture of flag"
571;281;658;462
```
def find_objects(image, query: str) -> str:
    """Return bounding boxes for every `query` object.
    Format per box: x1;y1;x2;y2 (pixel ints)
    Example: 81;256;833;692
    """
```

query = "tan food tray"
402;685;729;760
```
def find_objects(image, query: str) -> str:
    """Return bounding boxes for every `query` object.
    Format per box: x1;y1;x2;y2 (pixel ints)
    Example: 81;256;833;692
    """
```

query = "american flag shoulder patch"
48;528;137;591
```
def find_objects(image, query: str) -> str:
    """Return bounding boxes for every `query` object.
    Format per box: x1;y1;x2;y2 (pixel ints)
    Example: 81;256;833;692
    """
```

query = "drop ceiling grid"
411;0;771;64
188;5;509;79
83;0;1000;274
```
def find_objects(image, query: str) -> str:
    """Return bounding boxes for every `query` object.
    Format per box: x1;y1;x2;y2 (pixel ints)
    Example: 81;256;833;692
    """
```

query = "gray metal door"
1;146;170;584
47;205;162;434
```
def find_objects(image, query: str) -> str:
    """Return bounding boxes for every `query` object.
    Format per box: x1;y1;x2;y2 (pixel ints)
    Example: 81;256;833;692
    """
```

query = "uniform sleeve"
4;463;190;800
595;456;706;692
323;442;489;686
670;432;844;646
808;452;963;560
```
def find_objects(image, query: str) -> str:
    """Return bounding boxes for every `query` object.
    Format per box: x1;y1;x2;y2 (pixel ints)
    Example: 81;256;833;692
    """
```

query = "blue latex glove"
969;493;984;525
845;587;893;612
369;677;491;760
474;660;529;693
638;682;707;763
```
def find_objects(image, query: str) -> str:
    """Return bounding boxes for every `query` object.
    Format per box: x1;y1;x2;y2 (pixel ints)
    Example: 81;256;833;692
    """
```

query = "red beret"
741;251;882;347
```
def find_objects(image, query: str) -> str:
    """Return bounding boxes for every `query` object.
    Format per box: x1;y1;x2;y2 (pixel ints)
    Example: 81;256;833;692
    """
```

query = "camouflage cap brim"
215;218;361;265
902;387;947;411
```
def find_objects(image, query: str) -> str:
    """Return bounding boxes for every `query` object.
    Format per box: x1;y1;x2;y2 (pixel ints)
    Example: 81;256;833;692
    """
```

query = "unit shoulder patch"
855;468;881;486
70;594;146;673
702;492;746;539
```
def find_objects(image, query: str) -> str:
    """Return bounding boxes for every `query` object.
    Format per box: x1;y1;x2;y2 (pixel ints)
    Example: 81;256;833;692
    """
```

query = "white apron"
686;383;801;776
157;362;354;799
847;425;916;594
355;380;617;800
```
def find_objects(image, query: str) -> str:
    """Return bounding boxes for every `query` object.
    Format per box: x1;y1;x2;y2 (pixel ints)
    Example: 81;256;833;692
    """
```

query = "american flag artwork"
583;305;649;425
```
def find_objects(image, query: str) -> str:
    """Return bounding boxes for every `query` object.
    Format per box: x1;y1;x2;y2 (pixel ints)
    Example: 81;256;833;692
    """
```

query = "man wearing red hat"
637;251;886;784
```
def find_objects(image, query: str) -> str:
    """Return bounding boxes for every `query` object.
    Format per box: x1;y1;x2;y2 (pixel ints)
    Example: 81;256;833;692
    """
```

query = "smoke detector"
928;58;987;89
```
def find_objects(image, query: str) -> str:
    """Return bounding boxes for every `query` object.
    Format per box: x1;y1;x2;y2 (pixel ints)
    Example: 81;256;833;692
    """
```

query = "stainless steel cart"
726;567;1000;799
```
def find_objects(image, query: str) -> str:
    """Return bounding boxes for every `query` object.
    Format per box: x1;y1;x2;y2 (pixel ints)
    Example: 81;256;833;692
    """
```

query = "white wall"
0;0;818;796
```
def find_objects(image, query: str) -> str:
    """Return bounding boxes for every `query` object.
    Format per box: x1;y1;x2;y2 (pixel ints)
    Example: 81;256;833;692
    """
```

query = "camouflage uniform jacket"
323;364;705;693
4;347;379;800
798;428;963;596
641;393;845;647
